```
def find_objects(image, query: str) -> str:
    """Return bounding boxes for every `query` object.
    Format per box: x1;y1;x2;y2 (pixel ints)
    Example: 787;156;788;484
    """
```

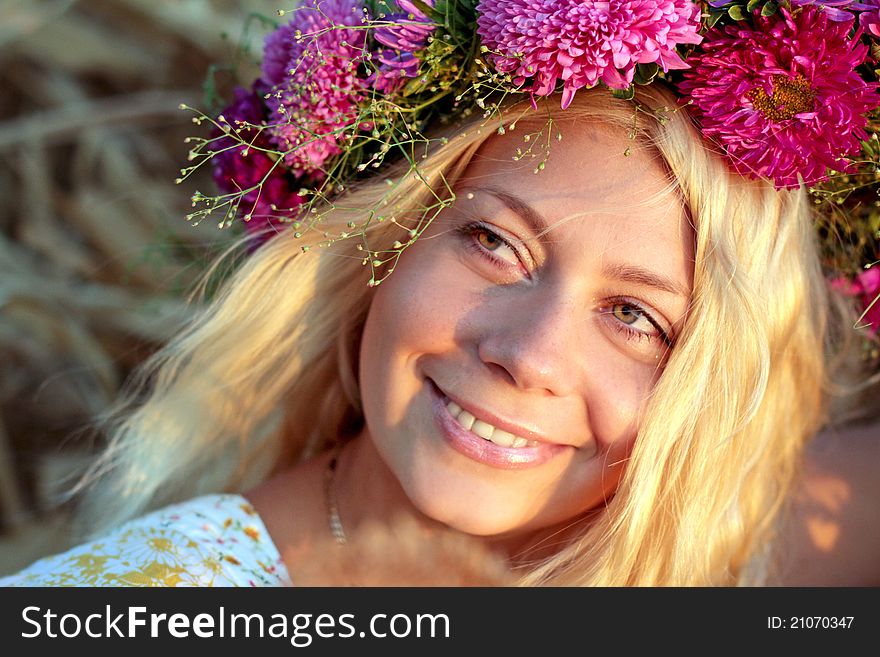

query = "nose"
476;287;583;396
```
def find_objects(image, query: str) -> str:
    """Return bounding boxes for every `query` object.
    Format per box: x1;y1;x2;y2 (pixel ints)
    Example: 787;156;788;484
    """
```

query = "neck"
333;431;588;568
333;432;448;537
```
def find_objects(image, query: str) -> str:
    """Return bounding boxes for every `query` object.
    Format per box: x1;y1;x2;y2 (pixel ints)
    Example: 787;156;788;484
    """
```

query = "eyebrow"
465;185;690;299
600;263;690;298
469;186;548;238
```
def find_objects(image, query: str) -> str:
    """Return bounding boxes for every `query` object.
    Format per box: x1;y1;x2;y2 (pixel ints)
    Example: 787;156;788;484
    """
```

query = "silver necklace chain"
324;448;347;546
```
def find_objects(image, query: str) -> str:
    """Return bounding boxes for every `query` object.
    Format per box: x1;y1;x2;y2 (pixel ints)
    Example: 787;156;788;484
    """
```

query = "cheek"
358;249;470;415
363;265;458;363
584;349;661;454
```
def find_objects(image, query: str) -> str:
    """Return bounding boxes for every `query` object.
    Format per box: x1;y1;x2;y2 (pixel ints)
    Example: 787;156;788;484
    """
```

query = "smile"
427;380;568;469
444;399;537;449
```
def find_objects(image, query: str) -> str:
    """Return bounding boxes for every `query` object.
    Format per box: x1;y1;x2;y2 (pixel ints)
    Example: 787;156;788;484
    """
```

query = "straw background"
0;0;271;575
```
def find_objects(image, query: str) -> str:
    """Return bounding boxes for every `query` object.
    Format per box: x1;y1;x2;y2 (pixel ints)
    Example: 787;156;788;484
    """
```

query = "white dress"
0;494;291;587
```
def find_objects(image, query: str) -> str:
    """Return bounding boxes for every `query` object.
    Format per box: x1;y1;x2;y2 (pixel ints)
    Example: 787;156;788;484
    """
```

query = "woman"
2;79;857;586
1;83;844;584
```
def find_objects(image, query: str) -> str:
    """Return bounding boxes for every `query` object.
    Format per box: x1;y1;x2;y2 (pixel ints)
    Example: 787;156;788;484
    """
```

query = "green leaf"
611;86;635;101
633;63;660;86
433;0;475;34
727;5;746;20
760;1;778;16
402;73;430;96
411;0;443;21
707;10;726;28
747;0;762;11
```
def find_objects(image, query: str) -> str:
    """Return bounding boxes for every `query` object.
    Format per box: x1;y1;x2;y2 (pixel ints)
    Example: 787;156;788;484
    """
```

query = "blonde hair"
76;85;833;585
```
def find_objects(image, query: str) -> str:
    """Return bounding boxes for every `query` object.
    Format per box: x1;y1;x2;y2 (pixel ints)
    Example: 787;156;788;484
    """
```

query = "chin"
401;481;538;538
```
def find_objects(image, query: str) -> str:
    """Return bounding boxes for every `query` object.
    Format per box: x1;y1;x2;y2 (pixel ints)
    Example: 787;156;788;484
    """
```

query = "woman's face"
358;118;694;543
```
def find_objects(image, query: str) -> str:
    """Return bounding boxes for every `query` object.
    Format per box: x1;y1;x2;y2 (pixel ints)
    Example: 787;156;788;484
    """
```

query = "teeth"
445;399;534;448
471;420;494;440
488;428;515;448
457;410;476;431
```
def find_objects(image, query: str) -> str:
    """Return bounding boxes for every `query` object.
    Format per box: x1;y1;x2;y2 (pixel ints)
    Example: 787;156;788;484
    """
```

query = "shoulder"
771;422;880;586
0;494;290;587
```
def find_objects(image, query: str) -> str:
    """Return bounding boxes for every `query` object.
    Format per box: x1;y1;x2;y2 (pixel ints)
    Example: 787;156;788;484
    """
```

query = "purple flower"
263;0;369;175
711;0;865;17
262;22;300;87
475;0;703;109
678;7;880;189
790;0;861;21
858;1;880;36
370;0;436;93
211;86;303;238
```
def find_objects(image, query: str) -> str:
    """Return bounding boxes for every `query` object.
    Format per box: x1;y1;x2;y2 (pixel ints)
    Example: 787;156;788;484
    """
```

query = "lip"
427;379;569;469
436;382;561;447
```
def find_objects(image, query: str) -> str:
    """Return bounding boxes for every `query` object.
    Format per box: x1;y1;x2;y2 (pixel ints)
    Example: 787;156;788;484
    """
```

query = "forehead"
465;117;672;204
458;118;694;282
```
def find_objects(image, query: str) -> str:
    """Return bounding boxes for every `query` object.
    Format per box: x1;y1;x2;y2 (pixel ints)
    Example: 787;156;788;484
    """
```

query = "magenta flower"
370;0;436;93
263;0;369;176
475;0;703;109
830;267;880;333
678;7;879;189
211;86;304;240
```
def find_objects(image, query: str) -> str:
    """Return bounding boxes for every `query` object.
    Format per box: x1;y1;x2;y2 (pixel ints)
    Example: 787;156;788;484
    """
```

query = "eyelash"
455;220;524;270
602;300;673;349
454;220;674;349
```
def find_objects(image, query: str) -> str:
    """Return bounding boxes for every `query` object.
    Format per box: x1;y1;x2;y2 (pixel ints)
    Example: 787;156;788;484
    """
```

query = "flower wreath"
178;0;880;350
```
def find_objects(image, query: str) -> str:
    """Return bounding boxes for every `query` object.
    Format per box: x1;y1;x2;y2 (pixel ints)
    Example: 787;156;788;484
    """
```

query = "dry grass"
0;0;274;573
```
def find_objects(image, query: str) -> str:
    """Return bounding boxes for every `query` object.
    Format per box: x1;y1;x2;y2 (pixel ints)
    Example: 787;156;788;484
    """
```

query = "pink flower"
211;86;304;242
830;267;880;332
678;7;880;189
263;0;369;175
475;0;703;109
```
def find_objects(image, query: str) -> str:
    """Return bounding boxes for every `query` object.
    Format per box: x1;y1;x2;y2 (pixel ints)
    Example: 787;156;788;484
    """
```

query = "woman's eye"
612;303;654;332
475;229;519;265
456;222;524;269
602;300;673;349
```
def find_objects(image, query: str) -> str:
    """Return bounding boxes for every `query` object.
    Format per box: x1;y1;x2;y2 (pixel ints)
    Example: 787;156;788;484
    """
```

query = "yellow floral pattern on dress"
0;495;290;587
